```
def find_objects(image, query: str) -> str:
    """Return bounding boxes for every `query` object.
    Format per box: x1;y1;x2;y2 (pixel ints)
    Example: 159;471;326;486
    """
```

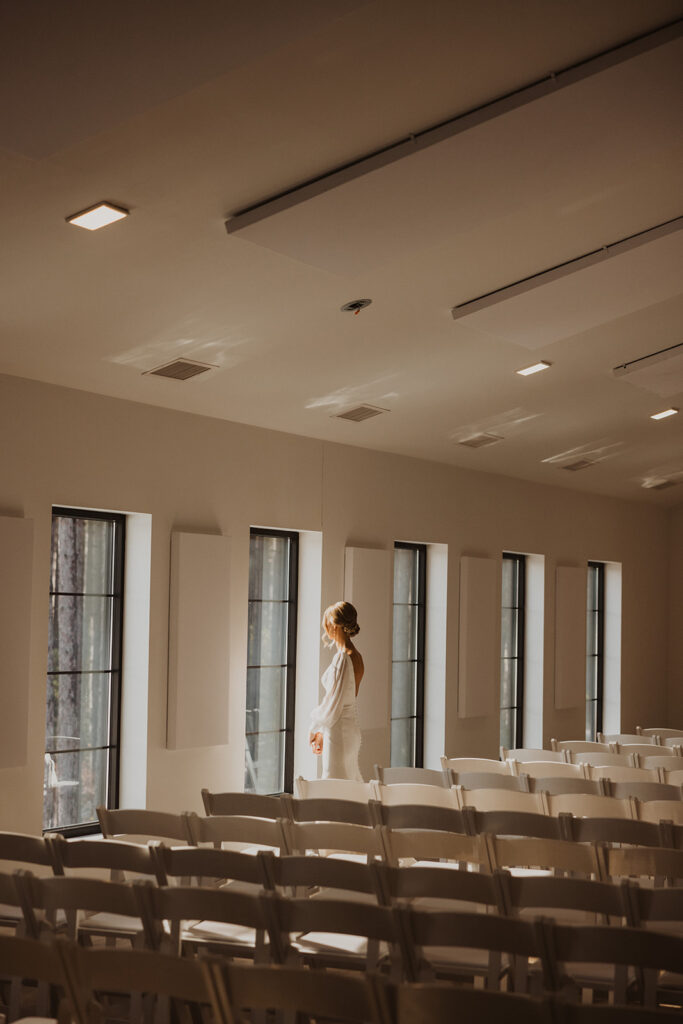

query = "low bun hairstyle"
323;601;360;646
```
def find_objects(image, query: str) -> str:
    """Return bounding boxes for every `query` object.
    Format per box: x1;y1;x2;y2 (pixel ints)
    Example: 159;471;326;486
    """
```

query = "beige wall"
668;505;683;726
0;373;675;833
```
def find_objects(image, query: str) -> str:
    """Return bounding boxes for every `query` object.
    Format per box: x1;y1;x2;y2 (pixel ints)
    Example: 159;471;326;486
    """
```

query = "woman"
308;601;364;781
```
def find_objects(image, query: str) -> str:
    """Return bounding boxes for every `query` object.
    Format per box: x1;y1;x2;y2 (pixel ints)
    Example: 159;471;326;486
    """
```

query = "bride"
308;601;364;781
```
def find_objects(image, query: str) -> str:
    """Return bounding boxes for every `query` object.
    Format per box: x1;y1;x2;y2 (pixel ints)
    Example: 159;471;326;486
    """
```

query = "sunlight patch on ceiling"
107;334;253;374
450;407;540;446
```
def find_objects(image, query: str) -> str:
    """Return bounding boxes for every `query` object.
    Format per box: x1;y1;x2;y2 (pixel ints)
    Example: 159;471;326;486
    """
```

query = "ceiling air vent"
145;359;215;381
336;405;387;422
458;432;503;449
562;459;596;472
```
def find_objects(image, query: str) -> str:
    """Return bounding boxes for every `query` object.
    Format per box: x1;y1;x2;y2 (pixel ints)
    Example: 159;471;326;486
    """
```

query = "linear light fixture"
516;361;551;376
66;202;129;231
650;407;679;420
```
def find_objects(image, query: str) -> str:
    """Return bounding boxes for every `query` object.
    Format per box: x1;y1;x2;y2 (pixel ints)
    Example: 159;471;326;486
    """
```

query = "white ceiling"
1;0;682;505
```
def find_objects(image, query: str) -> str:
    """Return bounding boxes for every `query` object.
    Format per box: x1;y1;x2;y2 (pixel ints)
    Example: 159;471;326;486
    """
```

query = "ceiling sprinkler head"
341;299;372;315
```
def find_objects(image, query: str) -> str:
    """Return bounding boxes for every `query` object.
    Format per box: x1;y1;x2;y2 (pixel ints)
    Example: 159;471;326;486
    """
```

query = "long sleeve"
309;651;348;734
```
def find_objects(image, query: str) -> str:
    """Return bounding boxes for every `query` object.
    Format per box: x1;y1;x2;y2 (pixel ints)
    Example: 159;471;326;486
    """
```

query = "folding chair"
396;982;552;1024
636;799;683;827
465;808;564;840
589;765;660;785
606;781;682;803
599;733;659;746
379;827;490;871
662;769;683;787
614;744;679;760
372;860;505;913
15;872;146;948
97;807;192;845
56;940;220;1024
565;816;664;848
0;933;77;1024
528;777;604;797
293;777;374;801
456;788;548;816
281;819;383;861
451;771;531;792
552;741;611;756
485;835;601;881
501;748;567;763
442;756;513;775
394;905;545;990
511;761;587;780
372;781;458;810
571;752;637;769
0;831;57;933
597;844;683;887
200;788;283;818
374;765;447;787
641;753;683;772
638;727;683;740
545;795;634;821
280;792;376;826
46;833;157;883
150;842;265;894
542;921;683;1006
372;801;467;834
500;873;628;929
207;959;392;1024
260;848;377;904
135;882;271;962
186;812;289;854
261;890;402;974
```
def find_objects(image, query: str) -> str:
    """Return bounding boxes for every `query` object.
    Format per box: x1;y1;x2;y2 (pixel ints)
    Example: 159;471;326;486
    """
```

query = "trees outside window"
44;509;125;835
391;543;426;767
245;529;298;793
586;561;605;741
500;553;525;751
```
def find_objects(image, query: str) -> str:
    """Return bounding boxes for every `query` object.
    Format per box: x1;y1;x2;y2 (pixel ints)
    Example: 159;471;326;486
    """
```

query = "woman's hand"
309;731;323;755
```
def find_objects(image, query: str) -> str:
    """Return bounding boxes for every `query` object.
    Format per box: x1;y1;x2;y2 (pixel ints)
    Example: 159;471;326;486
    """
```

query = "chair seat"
79;911;143;937
184;919;258;947
424;946;509;975
294;930;374;956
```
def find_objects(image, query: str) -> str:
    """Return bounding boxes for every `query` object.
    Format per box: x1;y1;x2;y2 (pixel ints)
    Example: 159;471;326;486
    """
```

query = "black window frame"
586;560;605;741
245;527;299;795
391;541;427;768
500;552;526;751
44;506;126;837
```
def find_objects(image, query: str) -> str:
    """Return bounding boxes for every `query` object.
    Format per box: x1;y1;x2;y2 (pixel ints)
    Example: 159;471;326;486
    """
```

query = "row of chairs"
379;759;683;789
4;825;683;904
3;935;679;1024
3;865;683;1005
499;748;683;769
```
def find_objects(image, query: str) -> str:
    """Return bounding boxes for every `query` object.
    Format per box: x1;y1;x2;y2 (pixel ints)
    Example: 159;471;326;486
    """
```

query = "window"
500;553;525;751
245;529;298;794
586;561;605;740
391;542;426;767
44;508;125;835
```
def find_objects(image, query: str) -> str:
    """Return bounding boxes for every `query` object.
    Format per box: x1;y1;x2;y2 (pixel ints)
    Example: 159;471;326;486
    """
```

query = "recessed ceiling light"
66;202;129;231
516;361;551;376
650;407;679;420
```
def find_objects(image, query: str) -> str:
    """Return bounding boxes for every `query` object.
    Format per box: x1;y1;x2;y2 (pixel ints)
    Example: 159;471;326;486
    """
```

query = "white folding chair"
546;793;635;820
614;743;678;760
598;844;683;887
511;760;586;780
379;826;490;871
589;764;659;784
638;726;683;739
607;780;682;803
294;776;374;801
572;751;636;769
635;798;683;826
372;781;458;810
552;740;611;756
454;788;548;816
375;765;447;787
502;748;567;763
662;768;683;787
441;756;513;776
186;812;289;855
599;733;659;746
0;932;77;1024
485;835;602;882
97;807;193;845
281;819;384;861
528;777;603;797
641;753;683;772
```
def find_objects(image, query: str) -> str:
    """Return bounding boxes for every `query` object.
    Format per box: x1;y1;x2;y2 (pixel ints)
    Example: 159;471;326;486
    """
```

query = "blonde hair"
322;601;360;647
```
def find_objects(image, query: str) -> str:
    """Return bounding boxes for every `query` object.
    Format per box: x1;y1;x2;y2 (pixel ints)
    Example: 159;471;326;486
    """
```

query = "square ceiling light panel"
66;202;129;230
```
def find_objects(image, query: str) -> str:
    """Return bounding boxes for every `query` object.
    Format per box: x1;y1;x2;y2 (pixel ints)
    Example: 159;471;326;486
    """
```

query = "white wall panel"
554;565;587;709
0;517;33;769
344;546;392;775
458;556;500;718
167;532;231;749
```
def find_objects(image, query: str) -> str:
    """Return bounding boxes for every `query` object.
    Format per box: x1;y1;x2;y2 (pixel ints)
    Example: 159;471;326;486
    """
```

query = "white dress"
309;648;363;781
